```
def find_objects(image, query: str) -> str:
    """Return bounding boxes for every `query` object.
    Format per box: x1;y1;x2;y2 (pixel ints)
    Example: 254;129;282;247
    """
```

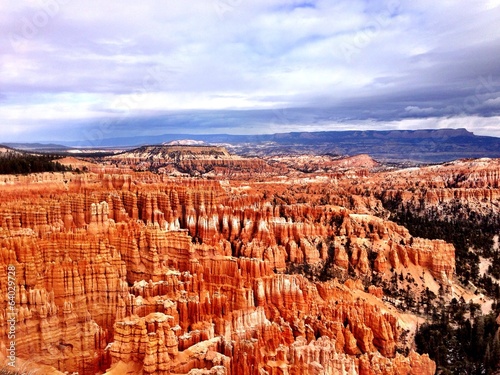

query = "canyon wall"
0;171;446;374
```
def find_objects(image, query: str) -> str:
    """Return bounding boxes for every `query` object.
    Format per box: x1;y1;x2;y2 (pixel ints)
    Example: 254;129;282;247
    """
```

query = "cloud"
0;0;499;142
405;106;436;115
483;97;500;107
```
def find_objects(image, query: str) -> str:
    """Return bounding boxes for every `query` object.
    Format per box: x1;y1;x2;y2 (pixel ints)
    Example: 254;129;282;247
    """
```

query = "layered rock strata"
0;170;446;374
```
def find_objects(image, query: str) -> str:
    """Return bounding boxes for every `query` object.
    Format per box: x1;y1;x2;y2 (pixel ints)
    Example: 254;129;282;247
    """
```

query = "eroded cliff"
0;169;449;374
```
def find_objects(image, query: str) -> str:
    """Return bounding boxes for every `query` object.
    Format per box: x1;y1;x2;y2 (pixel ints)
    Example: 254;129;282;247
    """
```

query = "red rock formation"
0;168;452;374
106;145;276;177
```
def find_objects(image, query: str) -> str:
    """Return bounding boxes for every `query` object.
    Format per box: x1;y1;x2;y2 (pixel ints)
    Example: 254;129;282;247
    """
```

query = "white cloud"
484;97;500;107
405;106;436;115
0;0;500;141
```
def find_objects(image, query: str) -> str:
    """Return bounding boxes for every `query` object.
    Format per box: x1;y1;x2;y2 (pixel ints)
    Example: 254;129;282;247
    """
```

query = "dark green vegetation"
60;151;115;158
416;298;500;375
380;193;500;374
0;152;72;174
380;193;500;298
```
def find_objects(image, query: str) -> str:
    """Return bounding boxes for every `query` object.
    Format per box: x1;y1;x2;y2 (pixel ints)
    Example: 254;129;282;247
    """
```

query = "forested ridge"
0;152;72;174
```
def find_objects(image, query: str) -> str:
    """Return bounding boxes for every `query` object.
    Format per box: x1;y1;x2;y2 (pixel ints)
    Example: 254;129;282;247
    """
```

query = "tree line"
0;153;72;174
416;297;500;374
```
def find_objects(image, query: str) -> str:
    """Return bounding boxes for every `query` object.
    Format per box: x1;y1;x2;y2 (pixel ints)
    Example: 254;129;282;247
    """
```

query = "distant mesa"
379;128;473;139
3;142;73;152
113;144;231;159
3;128;500;163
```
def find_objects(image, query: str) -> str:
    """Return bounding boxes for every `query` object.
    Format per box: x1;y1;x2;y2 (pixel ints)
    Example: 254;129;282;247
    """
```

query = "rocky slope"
0;168;446;374
266;154;379;175
98;145;383;181
105;145;274;177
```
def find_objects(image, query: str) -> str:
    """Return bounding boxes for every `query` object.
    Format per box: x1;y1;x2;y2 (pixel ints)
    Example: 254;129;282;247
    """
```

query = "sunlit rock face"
106;145;275;177
0;159;465;375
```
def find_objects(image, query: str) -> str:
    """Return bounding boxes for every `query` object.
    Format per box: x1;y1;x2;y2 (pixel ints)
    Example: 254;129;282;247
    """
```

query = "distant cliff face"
0;165;448;375
65;128;500;162
226;129;500;162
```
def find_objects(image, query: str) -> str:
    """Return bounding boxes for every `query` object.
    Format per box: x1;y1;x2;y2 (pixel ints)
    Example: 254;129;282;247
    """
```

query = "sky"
1;0;500;144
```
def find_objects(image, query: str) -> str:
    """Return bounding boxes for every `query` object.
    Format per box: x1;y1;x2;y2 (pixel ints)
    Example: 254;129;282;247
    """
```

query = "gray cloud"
1;0;500;142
